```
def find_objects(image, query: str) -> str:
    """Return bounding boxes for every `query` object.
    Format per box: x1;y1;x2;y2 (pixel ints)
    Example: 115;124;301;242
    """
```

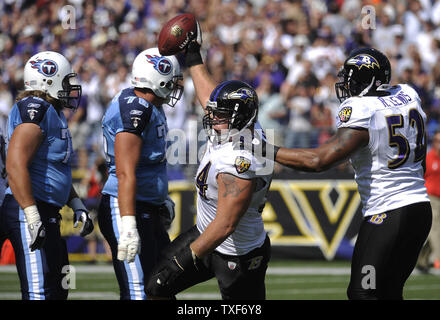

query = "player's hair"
15;90;63;109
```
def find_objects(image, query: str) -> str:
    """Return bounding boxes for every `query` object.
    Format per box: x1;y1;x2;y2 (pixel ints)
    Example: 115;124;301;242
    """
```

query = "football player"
0;51;93;300
273;48;432;299
146;23;273;298
98;48;182;300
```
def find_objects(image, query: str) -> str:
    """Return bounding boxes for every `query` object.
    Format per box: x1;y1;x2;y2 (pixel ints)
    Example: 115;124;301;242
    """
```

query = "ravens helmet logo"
346;54;380;70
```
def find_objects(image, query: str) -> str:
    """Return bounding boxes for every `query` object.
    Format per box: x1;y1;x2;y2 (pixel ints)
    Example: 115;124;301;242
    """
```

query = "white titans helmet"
131;47;183;107
23;51;81;109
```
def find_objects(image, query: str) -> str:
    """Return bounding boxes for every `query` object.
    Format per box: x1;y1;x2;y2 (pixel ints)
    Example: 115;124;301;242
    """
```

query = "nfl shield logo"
228;261;237;270
234;156;251;174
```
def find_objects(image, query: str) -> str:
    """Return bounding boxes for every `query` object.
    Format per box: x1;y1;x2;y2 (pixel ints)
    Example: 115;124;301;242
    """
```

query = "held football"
158;13;196;56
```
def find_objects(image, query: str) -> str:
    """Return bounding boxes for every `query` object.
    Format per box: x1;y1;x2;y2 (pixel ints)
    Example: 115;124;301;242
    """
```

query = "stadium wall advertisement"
61;179;364;261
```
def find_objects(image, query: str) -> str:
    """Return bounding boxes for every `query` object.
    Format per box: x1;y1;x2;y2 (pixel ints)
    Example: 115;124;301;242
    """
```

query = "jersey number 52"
386;108;426;169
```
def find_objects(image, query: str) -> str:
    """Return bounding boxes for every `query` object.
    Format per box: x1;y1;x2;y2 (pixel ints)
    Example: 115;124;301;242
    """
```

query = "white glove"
117;215;140;263
24;205;46;251
69;198;94;237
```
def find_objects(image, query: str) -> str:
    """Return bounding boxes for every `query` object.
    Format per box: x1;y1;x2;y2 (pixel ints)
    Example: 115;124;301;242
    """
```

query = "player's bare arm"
275;128;369;172
115;132;142;217
188;64;217;111
190;173;255;258
6;123;42;208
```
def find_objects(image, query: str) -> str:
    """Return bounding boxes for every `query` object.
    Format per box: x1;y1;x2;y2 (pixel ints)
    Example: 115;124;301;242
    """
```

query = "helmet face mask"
131;48;183;107
203;80;258;142
24;51;82;110
163;75;184;108
57;73;82;110
335;48;391;103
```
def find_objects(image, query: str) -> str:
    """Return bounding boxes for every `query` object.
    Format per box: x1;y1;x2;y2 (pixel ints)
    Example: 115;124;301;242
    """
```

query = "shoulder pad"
118;89;153;135
16;96;50;124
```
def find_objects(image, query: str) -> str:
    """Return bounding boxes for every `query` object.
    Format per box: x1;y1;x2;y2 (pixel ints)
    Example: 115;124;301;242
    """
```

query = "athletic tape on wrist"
23;205;40;224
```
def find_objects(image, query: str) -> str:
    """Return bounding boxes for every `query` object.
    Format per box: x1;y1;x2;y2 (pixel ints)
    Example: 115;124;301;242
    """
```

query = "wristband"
23;205;40;224
69;197;87;212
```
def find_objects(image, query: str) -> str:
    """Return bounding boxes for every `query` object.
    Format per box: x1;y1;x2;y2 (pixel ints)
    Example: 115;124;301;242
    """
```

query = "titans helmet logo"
145;55;172;75
346;54;380;70
30;59;58;77
227;88;255;104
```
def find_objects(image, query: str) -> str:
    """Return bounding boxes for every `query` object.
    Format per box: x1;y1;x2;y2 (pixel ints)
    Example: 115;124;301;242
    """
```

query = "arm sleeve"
16;97;49;125
118;97;153;136
335;98;371;129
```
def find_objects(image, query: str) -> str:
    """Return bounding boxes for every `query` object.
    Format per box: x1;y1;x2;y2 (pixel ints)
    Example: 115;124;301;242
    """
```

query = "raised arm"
184;22;217;111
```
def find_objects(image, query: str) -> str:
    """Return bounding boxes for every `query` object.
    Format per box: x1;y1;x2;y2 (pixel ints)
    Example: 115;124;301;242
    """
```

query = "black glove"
155;245;200;288
185;21;203;68
28;221;46;252
70;197;94;237
73;210;94;237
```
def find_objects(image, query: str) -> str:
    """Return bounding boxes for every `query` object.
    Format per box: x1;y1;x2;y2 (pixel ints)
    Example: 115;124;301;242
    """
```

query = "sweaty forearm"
276;147;326;172
189;64;217;109
190;218;236;258
7;165;36;208
117;174;137;216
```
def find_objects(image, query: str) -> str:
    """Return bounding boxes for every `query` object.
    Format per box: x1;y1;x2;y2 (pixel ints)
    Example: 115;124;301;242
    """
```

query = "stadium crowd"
1;0;440;182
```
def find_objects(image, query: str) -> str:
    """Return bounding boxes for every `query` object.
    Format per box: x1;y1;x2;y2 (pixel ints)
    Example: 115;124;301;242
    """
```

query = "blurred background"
0;0;439;267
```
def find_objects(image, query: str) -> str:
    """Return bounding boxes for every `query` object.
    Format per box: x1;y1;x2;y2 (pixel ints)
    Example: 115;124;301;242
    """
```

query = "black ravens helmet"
203;80;259;141
335;47;391;102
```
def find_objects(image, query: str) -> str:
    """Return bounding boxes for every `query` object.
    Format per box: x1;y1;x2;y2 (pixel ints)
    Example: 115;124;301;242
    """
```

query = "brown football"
158;13;196;56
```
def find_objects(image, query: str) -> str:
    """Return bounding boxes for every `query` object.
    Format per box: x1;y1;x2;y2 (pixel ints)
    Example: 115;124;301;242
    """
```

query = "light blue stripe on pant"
110;196;146;300
19;208;45;300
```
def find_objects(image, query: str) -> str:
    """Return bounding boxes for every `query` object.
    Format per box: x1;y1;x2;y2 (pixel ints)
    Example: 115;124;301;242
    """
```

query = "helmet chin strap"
358;76;375;97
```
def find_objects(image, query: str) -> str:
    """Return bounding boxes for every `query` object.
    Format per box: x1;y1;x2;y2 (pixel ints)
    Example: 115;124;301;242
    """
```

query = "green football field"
1;260;439;300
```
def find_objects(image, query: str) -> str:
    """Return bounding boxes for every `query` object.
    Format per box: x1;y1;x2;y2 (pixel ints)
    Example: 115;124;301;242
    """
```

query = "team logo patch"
29;59;58;77
27;103;40;120
346;54;380;70
145;54;172;75
368;213;387;225
338;106;352;123
227;88;255;104
234;156;251;174
228;261;237;270
130;109;143;128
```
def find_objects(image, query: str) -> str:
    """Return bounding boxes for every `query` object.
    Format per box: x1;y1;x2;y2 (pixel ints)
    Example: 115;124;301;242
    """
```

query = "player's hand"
117;215;140;263
69;197;94;237
24;205;46;251
184;21;203;68
155;245;199;287
187;20;202;49
73;210;94;237
28;220;46;251
160;196;175;229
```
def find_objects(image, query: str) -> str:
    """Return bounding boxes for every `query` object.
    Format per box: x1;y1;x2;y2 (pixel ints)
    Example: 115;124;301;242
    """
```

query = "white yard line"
1;265;439;275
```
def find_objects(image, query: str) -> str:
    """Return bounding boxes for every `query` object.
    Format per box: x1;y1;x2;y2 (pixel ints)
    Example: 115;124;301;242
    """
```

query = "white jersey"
195;129;273;256
336;84;429;217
